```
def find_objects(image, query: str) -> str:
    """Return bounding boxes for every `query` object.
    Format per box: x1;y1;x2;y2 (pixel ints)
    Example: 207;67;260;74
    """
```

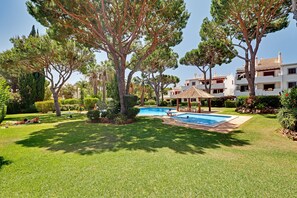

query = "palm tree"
98;60;114;103
75;80;88;105
84;63;100;96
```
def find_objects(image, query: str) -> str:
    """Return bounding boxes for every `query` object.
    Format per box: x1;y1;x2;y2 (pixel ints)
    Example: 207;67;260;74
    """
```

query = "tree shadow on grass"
16;117;249;155
0;156;12;170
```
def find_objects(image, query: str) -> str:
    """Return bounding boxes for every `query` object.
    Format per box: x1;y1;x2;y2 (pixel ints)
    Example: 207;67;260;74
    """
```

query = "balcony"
234;90;249;96
256;88;282;96
255;76;282;84
235;78;248;85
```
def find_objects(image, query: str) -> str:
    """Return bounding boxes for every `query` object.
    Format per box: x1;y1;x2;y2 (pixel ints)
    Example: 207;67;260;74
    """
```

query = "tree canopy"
210;0;291;96
27;0;190;113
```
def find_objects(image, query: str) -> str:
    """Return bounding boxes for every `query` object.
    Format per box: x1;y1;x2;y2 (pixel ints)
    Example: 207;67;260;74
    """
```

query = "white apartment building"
182;74;235;98
164;74;235;102
235;53;297;96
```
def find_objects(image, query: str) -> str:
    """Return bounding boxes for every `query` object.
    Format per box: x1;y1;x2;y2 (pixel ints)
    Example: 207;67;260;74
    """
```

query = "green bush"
281;88;297;109
114;114;127;125
225;100;236;108
126;108;140;120
84;98;99;110
0;105;7;123
61;104;80;111
278;108;297;131
35;100;56;113
87;110;100;121
170;99;177;106
236;96;248;107
159;101;168;106
124;95;138;108
22;104;38;113
256;96;280;109
7;93;22;114
211;98;225;107
180;102;188;106
61;99;80;105
144;99;156;106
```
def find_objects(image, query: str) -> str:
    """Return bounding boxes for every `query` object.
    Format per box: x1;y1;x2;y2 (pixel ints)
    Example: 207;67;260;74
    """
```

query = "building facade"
235;53;297;96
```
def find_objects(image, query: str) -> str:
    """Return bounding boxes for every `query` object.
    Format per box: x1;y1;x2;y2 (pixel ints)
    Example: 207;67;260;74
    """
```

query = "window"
213;89;224;94
264;84;275;91
240;85;249;92
288;82;297;88
216;80;223;84
288;68;296;74
263;71;275;76
191;82;196;86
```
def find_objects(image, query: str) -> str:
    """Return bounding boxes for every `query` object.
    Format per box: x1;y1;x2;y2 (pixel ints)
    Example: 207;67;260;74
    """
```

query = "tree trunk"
203;71;208;92
155;90;160;106
208;67;212;94
51;89;61;116
116;58;127;114
102;72;106;103
126;70;135;94
140;85;145;106
93;83;98;96
244;52;256;97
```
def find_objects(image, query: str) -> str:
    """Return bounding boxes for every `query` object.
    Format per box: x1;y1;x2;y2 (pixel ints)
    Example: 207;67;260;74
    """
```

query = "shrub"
114;114;127;125
0;105;7;123
236;96;248;107
278;108;297;131
87;110;100;121
84;98;99;110
225;100;236;108
211;98;225;107
7;93;22;114
159;101;168;106
256;96;280;109
180;102;188;106
144;99;156;106
61;98;80;105
124;95;138;108
281;87;297;109
126;108;140;120
61;104;80;111
170;99;177;106
35;100;56;113
22;104;38;113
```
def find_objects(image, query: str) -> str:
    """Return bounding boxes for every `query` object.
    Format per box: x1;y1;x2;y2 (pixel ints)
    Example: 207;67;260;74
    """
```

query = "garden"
1;108;297;197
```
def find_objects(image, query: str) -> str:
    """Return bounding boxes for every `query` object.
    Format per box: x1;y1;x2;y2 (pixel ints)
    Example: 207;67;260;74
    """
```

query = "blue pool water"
173;113;232;126
138;107;173;116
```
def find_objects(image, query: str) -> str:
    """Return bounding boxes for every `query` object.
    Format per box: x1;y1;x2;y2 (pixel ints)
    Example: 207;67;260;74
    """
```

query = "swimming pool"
138;107;174;116
172;113;232;127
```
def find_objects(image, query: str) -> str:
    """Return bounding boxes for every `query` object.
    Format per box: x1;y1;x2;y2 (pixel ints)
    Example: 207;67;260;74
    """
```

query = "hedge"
84;98;99;110
0;105;7;123
35;100;59;113
61;98;80;105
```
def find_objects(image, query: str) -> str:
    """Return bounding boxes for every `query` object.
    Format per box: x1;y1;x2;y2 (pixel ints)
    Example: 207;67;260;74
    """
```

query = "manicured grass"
1;110;297;197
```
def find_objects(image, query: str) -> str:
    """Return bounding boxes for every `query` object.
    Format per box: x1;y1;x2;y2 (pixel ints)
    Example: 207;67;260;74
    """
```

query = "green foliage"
278;88;297;131
126;108;140;120
60;104;80;111
281;88;297;109
0;77;9;122
277;108;297;131
114;114;128;125
124;95;138;109
144;100;156;106
225;100;236;108
6;92;22;114
0;105;7;123
107;74;119;102
87;110;100;121
61;99;80;105
33;71;45;101
19;73;36;108
211;98;225;107
236;96;249;107
159;101;168;107
35;100;56;113
83;98;99;110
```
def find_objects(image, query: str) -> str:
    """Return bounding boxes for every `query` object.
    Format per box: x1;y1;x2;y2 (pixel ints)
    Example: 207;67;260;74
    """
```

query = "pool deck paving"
161;114;252;133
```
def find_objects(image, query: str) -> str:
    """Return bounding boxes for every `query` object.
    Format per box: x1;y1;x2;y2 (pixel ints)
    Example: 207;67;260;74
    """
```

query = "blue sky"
1;0;297;85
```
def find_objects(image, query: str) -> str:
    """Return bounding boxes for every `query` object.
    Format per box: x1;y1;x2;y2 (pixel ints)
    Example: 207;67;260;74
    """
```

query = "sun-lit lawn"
1;109;297;197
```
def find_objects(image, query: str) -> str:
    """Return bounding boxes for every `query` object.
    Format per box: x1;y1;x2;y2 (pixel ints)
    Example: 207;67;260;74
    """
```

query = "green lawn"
1;109;297;197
